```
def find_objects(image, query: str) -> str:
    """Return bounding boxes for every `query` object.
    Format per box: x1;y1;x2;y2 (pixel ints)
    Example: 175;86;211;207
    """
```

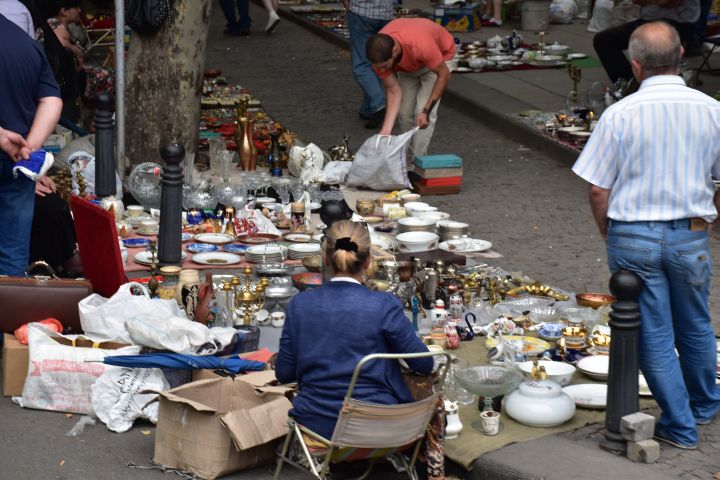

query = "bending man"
367;18;455;163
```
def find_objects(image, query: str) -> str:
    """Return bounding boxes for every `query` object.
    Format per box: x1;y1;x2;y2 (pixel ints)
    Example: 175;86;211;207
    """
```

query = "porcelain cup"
126;205;144;217
139;219;159;235
271;311;286;328
480;410;500;435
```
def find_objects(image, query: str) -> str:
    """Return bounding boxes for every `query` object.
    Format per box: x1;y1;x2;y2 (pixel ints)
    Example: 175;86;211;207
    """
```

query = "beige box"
153;377;292;479
2;333;29;397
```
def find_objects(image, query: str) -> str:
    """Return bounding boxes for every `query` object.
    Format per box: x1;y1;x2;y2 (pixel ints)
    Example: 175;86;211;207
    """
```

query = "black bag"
125;0;173;34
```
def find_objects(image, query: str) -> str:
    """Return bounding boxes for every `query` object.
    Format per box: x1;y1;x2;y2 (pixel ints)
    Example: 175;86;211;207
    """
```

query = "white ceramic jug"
444;400;463;440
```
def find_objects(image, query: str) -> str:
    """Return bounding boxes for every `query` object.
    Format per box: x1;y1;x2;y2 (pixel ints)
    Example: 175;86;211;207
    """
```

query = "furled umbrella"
100;353;266;375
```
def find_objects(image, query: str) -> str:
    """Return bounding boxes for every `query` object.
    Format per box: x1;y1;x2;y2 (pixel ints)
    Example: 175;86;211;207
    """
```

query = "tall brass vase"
237;116;257;171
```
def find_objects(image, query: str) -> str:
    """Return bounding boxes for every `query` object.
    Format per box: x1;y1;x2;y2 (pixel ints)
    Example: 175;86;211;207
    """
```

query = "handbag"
0;262;93;334
125;0;173;34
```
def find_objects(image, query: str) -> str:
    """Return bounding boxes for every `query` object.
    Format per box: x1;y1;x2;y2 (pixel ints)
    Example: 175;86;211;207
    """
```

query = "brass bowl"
576;293;615;309
302;255;323;273
366;279;390;292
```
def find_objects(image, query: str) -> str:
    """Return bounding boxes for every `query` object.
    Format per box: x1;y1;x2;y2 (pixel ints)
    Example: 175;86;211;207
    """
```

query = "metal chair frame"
273;351;451;480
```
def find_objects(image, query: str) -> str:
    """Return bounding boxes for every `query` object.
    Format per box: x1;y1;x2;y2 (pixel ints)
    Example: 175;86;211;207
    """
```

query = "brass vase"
237;116;257;171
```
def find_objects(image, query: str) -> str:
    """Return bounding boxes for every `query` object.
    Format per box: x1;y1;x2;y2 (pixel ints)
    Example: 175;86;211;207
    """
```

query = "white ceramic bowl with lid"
504;380;576;427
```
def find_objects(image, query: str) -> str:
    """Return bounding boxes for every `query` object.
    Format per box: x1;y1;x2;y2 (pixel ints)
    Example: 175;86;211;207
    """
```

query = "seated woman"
275;220;432;441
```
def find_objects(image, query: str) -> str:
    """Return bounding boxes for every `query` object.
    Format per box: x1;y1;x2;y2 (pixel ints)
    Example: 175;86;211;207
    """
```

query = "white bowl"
534;54;564;65
517;360;576;387
396;231;440;252
468;58;490;69
437;220;470;230
417;211;450;221
397;217;437;229
544;44;570;56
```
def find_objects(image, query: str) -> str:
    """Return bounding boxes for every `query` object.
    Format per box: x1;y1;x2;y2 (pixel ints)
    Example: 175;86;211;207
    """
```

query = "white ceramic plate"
576;355;609;380
439;238;492;253
562;384;607;409
194;233;235;244
288;243;321;253
567;53;588;60
246;245;288;256
284;233;312;243
192;251;242;266
134;250;186;265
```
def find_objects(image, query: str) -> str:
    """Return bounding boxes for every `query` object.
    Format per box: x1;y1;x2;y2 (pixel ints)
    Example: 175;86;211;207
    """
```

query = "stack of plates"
287;243;322;260
437;220;470;242
576;355;609;381
245;244;288;264
557;126;584;141
397;217;437;234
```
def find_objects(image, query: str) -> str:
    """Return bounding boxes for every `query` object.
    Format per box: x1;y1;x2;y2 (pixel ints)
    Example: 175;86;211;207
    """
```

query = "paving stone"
627;440;660;463
621;412;657;442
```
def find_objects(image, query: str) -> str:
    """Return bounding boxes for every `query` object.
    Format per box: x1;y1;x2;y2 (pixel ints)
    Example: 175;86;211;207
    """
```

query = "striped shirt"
349;0;394;20
572;75;720;223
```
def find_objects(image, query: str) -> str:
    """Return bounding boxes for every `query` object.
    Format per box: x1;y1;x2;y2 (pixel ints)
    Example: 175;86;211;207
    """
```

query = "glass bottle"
268;131;282;177
158;266;182;300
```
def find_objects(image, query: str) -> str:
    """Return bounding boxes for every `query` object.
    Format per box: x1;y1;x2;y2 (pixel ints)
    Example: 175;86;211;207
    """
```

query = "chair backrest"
328;352;450;449
70;196;127;297
331;394;438;448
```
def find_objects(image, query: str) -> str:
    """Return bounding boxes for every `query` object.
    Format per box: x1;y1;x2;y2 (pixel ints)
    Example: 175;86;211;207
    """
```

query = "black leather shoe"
364;108;386;129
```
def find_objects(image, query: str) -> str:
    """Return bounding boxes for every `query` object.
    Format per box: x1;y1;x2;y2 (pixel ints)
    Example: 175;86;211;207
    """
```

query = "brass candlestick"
567;64;582;105
538;31;545;56
223;265;266;325
147;241;159;298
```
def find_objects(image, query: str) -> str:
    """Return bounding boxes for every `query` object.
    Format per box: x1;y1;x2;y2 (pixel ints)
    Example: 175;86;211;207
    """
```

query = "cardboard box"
434;4;481;32
3;333;29;397
417;176;462;188
414;154;463;170
415;167;464;179
153;377;292;480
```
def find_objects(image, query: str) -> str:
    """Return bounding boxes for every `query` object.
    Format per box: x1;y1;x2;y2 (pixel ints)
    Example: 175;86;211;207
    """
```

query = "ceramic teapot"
100;195;124;221
504;369;575;427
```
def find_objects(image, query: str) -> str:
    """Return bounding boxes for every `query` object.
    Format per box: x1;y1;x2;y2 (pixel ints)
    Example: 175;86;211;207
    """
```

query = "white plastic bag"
550;0;578;24
322;161;352;184
79;282;186;343
611;0;640;26
69;153;124;199
124;313;238;354
346;128;417;191
13;324;140;414
91;367;169;433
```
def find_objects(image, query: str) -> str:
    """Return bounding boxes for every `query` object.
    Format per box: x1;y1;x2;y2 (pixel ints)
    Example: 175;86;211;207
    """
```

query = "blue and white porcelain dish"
181;232;192;242
223;243;248;254
122;238;151;248
186;243;219;253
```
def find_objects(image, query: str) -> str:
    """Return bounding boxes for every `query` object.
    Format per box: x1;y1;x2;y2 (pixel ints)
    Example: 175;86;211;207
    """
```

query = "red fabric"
14;318;64;344
70;196;127;297
240;348;275;363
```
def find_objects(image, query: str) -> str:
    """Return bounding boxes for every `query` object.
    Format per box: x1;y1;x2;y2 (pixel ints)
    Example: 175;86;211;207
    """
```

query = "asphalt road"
1;2;719;480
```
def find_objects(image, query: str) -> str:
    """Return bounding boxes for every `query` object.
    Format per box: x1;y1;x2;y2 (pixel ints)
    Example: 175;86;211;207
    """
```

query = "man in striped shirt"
573;21;720;450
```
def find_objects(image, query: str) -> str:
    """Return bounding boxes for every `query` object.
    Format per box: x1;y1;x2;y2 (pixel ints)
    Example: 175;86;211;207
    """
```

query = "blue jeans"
0;159;36;276
607;219;720;445
219;0;251;32
348;11;388;117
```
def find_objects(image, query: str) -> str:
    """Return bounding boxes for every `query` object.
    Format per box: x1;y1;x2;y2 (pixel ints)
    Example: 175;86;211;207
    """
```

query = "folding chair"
694;34;720;85
273;351;451;480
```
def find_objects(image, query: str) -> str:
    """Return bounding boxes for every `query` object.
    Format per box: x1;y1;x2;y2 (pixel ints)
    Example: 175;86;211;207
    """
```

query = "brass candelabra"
567;64;582;105
221;266;268;325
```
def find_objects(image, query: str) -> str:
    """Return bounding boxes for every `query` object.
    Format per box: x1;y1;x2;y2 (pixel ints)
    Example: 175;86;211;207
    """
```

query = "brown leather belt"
690;217;711;231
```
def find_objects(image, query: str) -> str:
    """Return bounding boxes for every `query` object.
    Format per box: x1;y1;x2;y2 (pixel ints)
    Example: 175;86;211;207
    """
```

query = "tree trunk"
125;0;211;168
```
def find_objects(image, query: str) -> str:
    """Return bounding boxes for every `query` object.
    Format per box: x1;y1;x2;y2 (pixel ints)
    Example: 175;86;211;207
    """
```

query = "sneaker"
364;108;386;129
696;413;717;425
654;433;697;450
265;11;280;34
488;17;502;26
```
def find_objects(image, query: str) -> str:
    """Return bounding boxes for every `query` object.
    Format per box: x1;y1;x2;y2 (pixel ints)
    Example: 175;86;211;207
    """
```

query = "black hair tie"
335;237;358;253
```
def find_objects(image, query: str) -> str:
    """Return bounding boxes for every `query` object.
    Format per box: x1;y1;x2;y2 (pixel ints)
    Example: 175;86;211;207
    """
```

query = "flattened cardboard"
2;333;29;396
153;377;292;479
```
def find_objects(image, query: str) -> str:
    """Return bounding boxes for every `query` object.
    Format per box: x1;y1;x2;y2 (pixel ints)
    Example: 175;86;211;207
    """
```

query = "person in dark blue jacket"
275;220;432;440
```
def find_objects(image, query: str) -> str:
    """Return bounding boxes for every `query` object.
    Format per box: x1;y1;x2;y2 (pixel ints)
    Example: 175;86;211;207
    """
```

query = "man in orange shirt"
367;18;455;163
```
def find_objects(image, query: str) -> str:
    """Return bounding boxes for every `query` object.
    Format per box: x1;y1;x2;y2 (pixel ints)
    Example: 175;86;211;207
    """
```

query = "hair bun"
335;237;358;253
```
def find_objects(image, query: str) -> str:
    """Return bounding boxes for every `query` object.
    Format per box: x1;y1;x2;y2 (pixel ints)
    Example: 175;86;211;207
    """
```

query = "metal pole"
114;0;126;180
93;93;116;197
600;269;643;454
157;144;185;266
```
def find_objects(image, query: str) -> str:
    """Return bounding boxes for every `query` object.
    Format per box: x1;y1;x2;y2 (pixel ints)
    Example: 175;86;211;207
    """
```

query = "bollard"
157;143;185;266
600;269;643;454
94;93;116;198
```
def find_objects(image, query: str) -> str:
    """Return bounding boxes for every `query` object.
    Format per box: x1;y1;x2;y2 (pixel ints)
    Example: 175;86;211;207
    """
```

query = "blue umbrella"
102;353;266;375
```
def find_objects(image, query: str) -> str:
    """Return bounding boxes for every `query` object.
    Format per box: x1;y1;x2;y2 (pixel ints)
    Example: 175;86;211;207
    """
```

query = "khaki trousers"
397;67;439;162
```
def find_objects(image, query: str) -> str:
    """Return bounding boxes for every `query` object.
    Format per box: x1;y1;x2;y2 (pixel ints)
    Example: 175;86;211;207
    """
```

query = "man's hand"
0;127;30;161
35;176;56;197
416;112;430;129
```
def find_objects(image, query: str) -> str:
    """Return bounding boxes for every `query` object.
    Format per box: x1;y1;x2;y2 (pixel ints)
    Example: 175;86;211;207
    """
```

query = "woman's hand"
35;176;56;197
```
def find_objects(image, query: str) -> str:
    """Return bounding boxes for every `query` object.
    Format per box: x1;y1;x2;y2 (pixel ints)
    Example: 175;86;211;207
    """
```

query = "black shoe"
364;108;386;129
